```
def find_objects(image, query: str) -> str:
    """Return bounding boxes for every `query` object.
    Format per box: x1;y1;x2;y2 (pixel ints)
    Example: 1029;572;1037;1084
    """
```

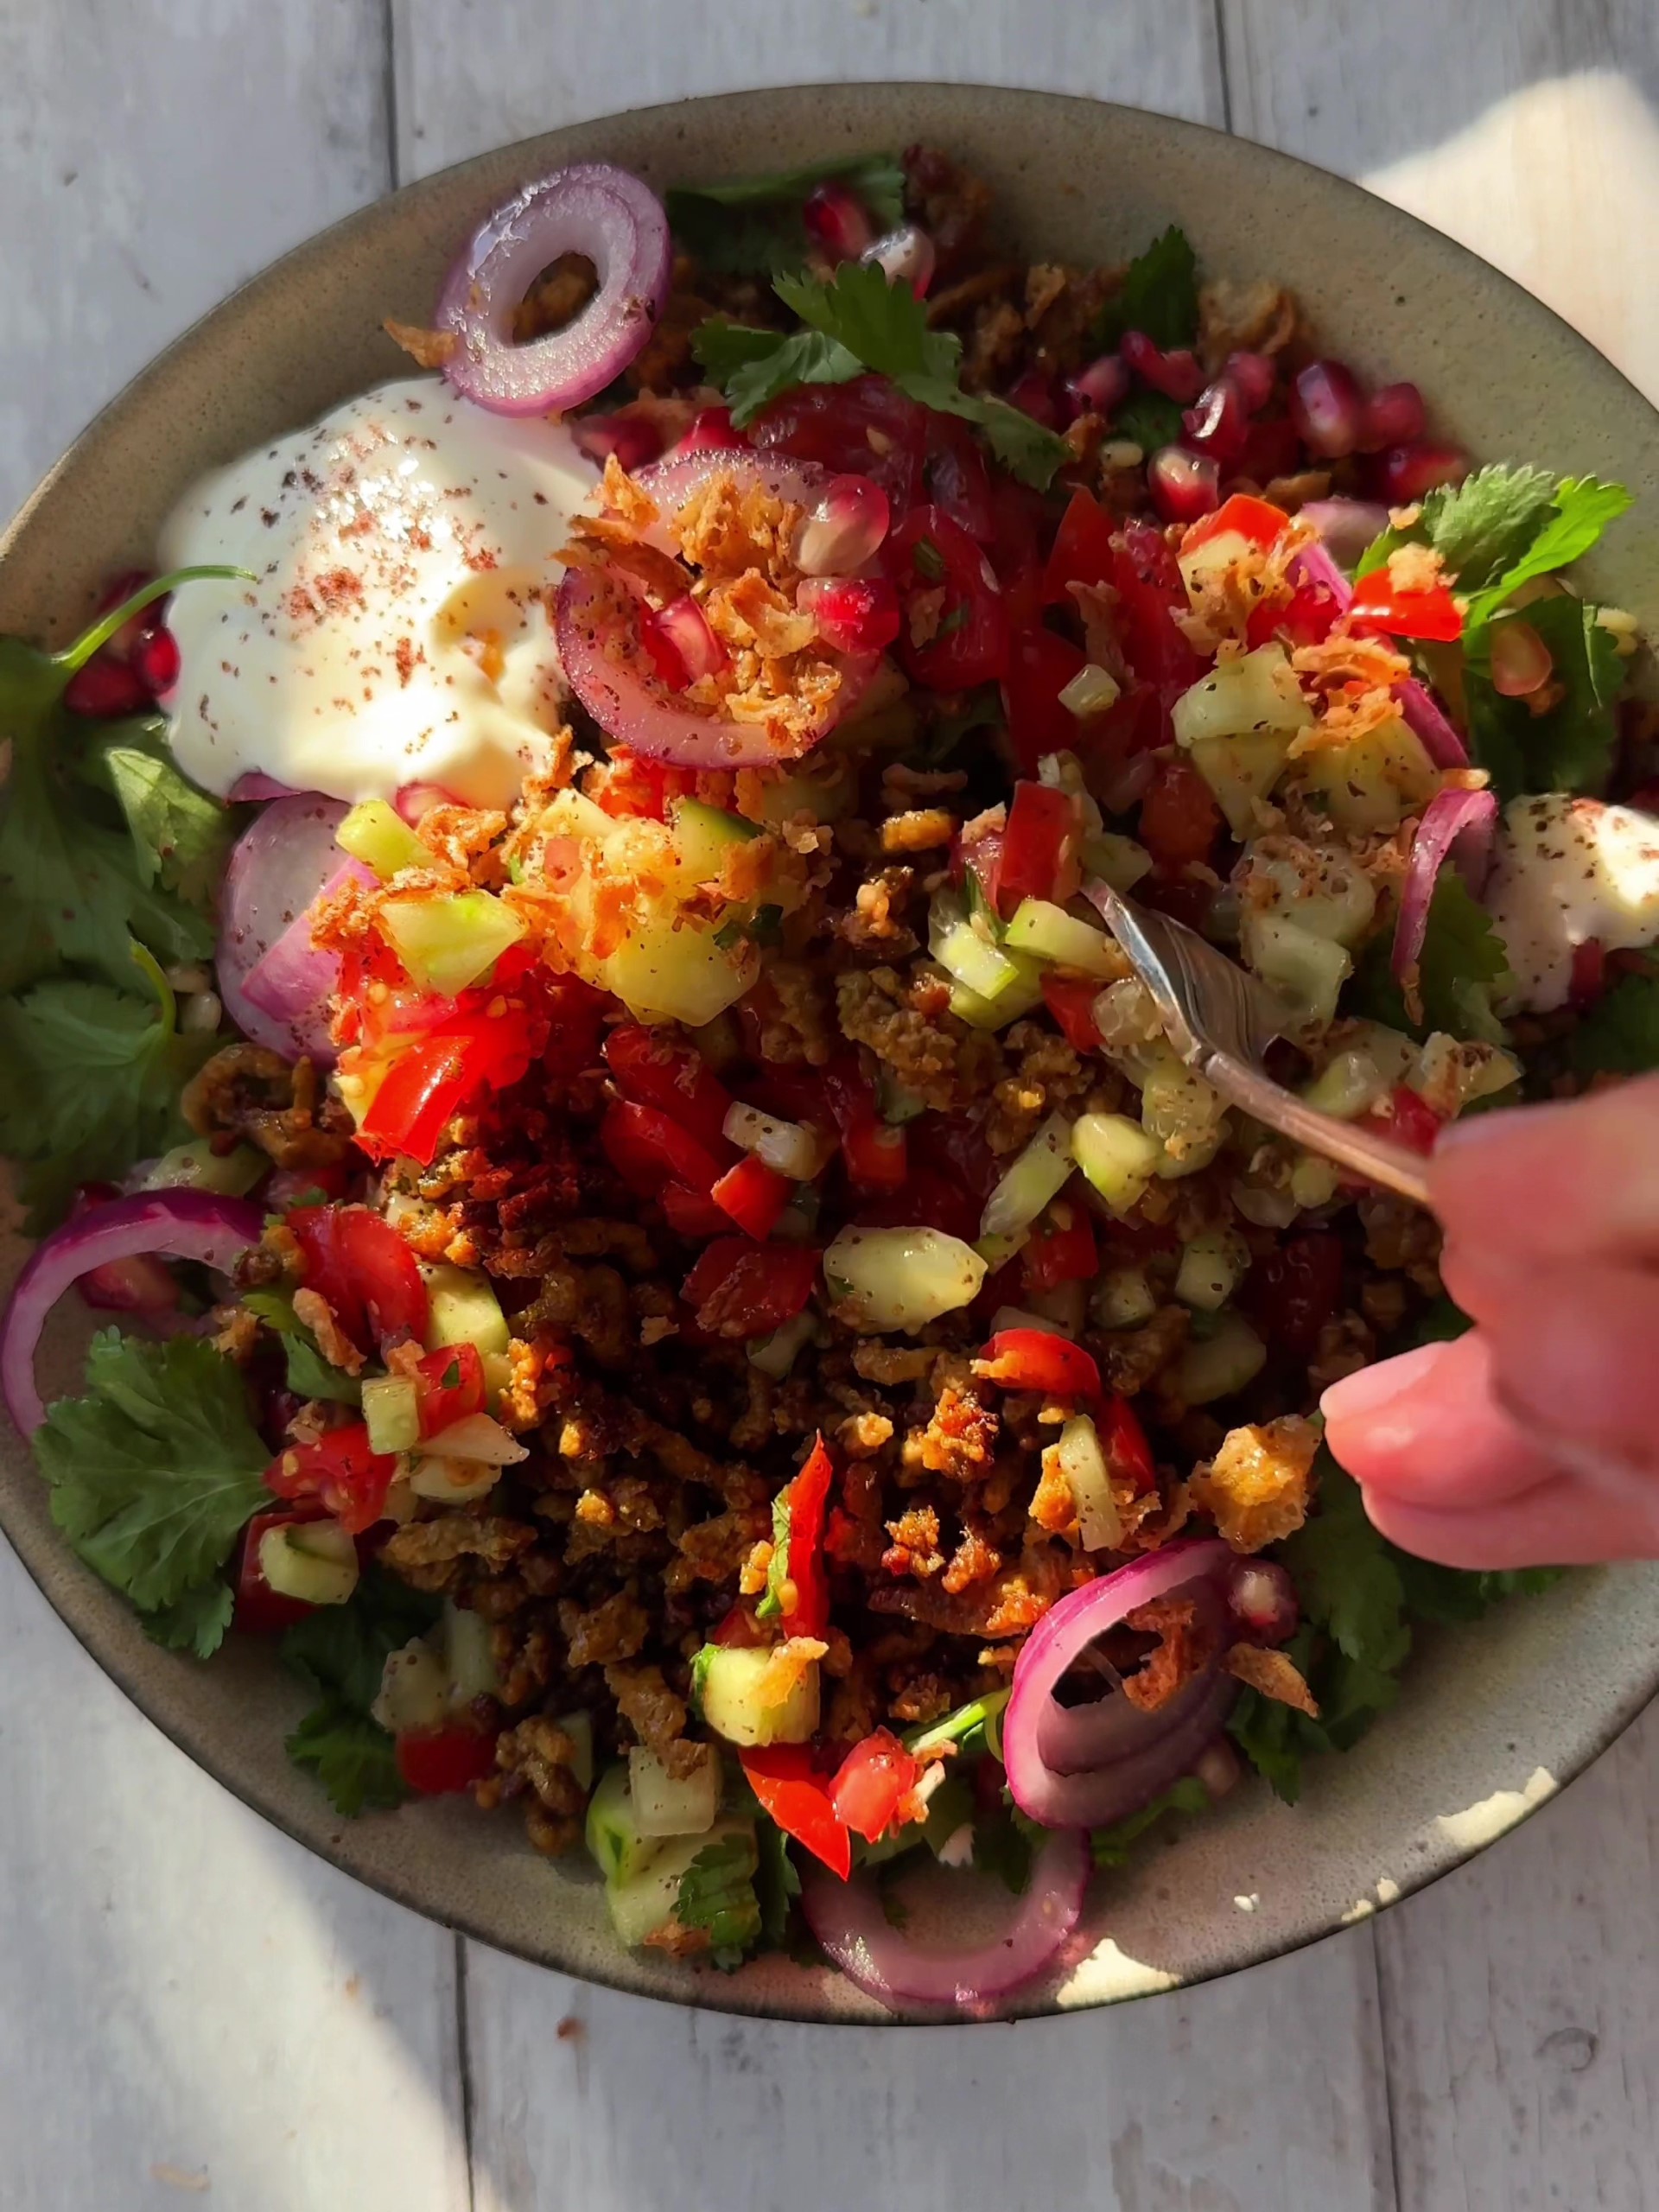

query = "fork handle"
1198;1051;1434;1209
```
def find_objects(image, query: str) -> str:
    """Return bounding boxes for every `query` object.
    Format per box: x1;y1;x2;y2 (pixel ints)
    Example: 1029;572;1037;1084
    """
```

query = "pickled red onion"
1392;785;1499;982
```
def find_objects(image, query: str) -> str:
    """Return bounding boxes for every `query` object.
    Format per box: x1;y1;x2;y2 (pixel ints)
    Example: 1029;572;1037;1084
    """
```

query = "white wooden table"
4;5;1658;2206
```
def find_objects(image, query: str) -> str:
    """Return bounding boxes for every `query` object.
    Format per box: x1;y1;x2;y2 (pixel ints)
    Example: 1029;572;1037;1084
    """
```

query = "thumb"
1319;1332;1560;1508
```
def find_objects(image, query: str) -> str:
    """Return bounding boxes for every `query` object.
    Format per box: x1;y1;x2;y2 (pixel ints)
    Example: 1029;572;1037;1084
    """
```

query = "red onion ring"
217;797;359;1063
3;1191;265;1436
1391;785;1500;982
799;1828;1089;2015
240;859;374;1064
1004;1540;1238;1829
632;444;829;522
435;163;671;416
1287;533;1353;614
227;772;302;804
1395;676;1471;769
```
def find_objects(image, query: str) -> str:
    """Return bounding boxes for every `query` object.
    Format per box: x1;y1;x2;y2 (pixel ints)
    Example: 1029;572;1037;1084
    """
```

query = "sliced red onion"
1287;533;1354;613
3;1191;265;1436
227;772;302;804
394;782;459;825
799;1828;1089;2015
240;858;375;1063
435;163;671;416
1395;677;1470;769
1392;785;1500;982
218;797;358;1063
633;443;828;522
1004;1539;1238;1829
1299;499;1391;572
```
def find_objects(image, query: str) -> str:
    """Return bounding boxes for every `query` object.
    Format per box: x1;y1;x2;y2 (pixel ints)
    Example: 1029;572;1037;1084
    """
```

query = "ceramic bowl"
3;83;1656;2023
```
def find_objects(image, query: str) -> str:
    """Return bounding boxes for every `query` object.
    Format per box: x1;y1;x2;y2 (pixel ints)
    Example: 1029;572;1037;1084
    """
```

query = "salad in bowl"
3;137;1653;2017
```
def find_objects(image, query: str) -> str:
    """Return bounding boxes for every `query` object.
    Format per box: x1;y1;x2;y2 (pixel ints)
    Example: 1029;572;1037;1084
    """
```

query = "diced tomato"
1347;570;1464;642
777;1433;836;1638
1107;522;1205;694
682;1238;820;1338
753;372;928;512
1100;1393;1157;1495
974;1328;1102;1400
234;1506;327;1634
1569;938;1608;1010
543;976;607;1076
822;1059;908;1192
1367;1084;1444;1156
266;1421;399;1535
957;821;1005;915
883;506;1012;690
357;1009;538;1166
1243;1229;1344;1360
1138;755;1223;868
856;1167;978;1243
709;1602;769;1649
1181;492;1290;557
289;1205;429;1354
660;1182;733;1238
1041;973;1103;1054
413;1343;486;1438
1020;1202;1097;1293
922;411;995;541
711;1154;794;1239
1245;567;1344;652
1002;623;1090;775
396;1724;499;1796
830;1729;921;1843
984;472;1050;588
999;780;1083;909
601;1097;728;1198
603;1024;734;1153
739;1744;851;1878
1042;486;1120;604
586;747;700;821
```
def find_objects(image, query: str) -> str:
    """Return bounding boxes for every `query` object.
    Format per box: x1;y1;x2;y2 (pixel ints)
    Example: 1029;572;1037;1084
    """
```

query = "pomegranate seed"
1194;1739;1243;1800
794;474;892;575
797;575;902;654
1569;938;1608;1009
1288;359;1367;460
1228;1559;1300;1644
89;568;162;664
1147;445;1219;524
1224;350;1277;413
79;1251;183;1318
669;405;748;460
1064;352;1131;422
651;595;725;685
131;623;181;696
1357;380;1425;454
1120;330;1205;404
1489;616;1554;697
1378;440;1470;503
639;607;693;689
803;180;874;263
394;783;454;824
63;654;152;718
1181;376;1251;467
1005;368;1060;428
861;224;936;296
570;411;666;473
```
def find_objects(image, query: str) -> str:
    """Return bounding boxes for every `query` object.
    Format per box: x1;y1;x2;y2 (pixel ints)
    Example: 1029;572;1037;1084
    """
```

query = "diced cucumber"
1177;1309;1268;1405
338;798;431;879
1288;1151;1343;1211
1178;524;1264;596
947;964;1046;1030
691;1643;821;1747
1186;730;1296;839
258;1519;359;1606
980;1112;1075;1239
672;797;760;886
743;760;856;827
1247;844;1376;948
1172;643;1312;747
372;1637;450;1734
540;786;615;844
747;1311;817;1380
823;1225;986;1333
929;887;1026;1002
604;1817;756;1951
1174;1225;1249;1313
1137;1046;1230;1176
1071;1111;1162;1216
1080;831;1154;894
552;1710;595;1793
601;911;755;1027
585;1761;663;1885
441;1600;500;1704
1004;898;1122;977
140;1138;265;1198
1301;1047;1388;1121
628;1744;721;1838
971;1230;1030;1272
875;1067;927;1124
361;1375;421;1456
380;890;527;995
1058;661;1122;719
1051;1413;1122;1549
1292;715;1437;835
1242;912;1351;1030
1091;1263;1157;1330
422;1263;511;1357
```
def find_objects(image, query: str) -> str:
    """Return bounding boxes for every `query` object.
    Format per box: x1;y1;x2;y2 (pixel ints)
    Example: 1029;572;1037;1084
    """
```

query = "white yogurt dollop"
157;376;600;807
1483;792;1659;1012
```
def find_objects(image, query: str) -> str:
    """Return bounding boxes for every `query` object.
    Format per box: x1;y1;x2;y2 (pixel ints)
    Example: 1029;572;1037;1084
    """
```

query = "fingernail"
1320;1340;1452;1425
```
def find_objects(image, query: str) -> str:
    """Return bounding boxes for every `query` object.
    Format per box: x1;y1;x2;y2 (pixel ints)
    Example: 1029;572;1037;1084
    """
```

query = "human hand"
1321;1074;1659;1567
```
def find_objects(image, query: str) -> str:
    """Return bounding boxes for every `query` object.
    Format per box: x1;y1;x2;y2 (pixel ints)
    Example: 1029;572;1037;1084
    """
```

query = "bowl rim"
4;79;1657;2024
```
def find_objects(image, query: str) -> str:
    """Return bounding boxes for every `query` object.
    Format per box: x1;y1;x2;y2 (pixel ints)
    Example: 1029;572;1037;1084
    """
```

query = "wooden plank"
0;1554;473;2212
0;0;391;524
390;0;1226;181
461;1931;1396;2212
1376;1702;1659;2212
1222;1;1659;402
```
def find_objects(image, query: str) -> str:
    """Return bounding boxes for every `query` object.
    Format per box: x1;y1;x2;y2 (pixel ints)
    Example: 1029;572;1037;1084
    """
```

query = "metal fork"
1083;878;1433;1207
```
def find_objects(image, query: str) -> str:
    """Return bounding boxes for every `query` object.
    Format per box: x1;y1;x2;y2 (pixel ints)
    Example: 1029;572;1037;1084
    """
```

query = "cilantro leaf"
242;1288;363;1408
0;950;217;1230
34;1330;270;1615
1096;226;1199;351
1281;1459;1410;1677
974;1801;1035;1894
1345;872;1511;1039
1463;597;1624;800
677;1831;764;1967
1358;464;1560;588
1111;391;1185;454
691;321;861;423
755;1815;802;1946
1391;1555;1564;1625
95;738;232;908
1463;477;1634;632
1090;1775;1211;1869
1414;1294;1472;1345
142;1579;236;1659
667;153;905;276
281;1565;441;1714
1567;966;1659;1077
286;1700;408;1816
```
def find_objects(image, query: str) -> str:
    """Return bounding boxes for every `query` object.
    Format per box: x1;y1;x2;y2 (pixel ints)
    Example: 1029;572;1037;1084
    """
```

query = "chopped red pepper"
1106;521;1205;695
998;780;1084;910
1041;486;1120;604
711;1153;794;1240
1040;973;1103;1054
603;1024;735;1154
396;1723;499;1796
1001;623;1090;776
601;1097;728;1198
1100;1393;1157;1495
1020;1202;1097;1293
289;1205;429;1355
660;1182;733;1238
771;1433;836;1638
266;1421;399;1535
822;1058;908;1192
234;1505;327;1634
709;1602;769;1649
682;1238;820;1338
739;1744;852;1878
974;1327;1102;1401
1180;492;1290;557
830;1728;921;1843
413;1343;486;1438
357;1010;537;1167
957;820;1006;916
1347;569;1464;642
